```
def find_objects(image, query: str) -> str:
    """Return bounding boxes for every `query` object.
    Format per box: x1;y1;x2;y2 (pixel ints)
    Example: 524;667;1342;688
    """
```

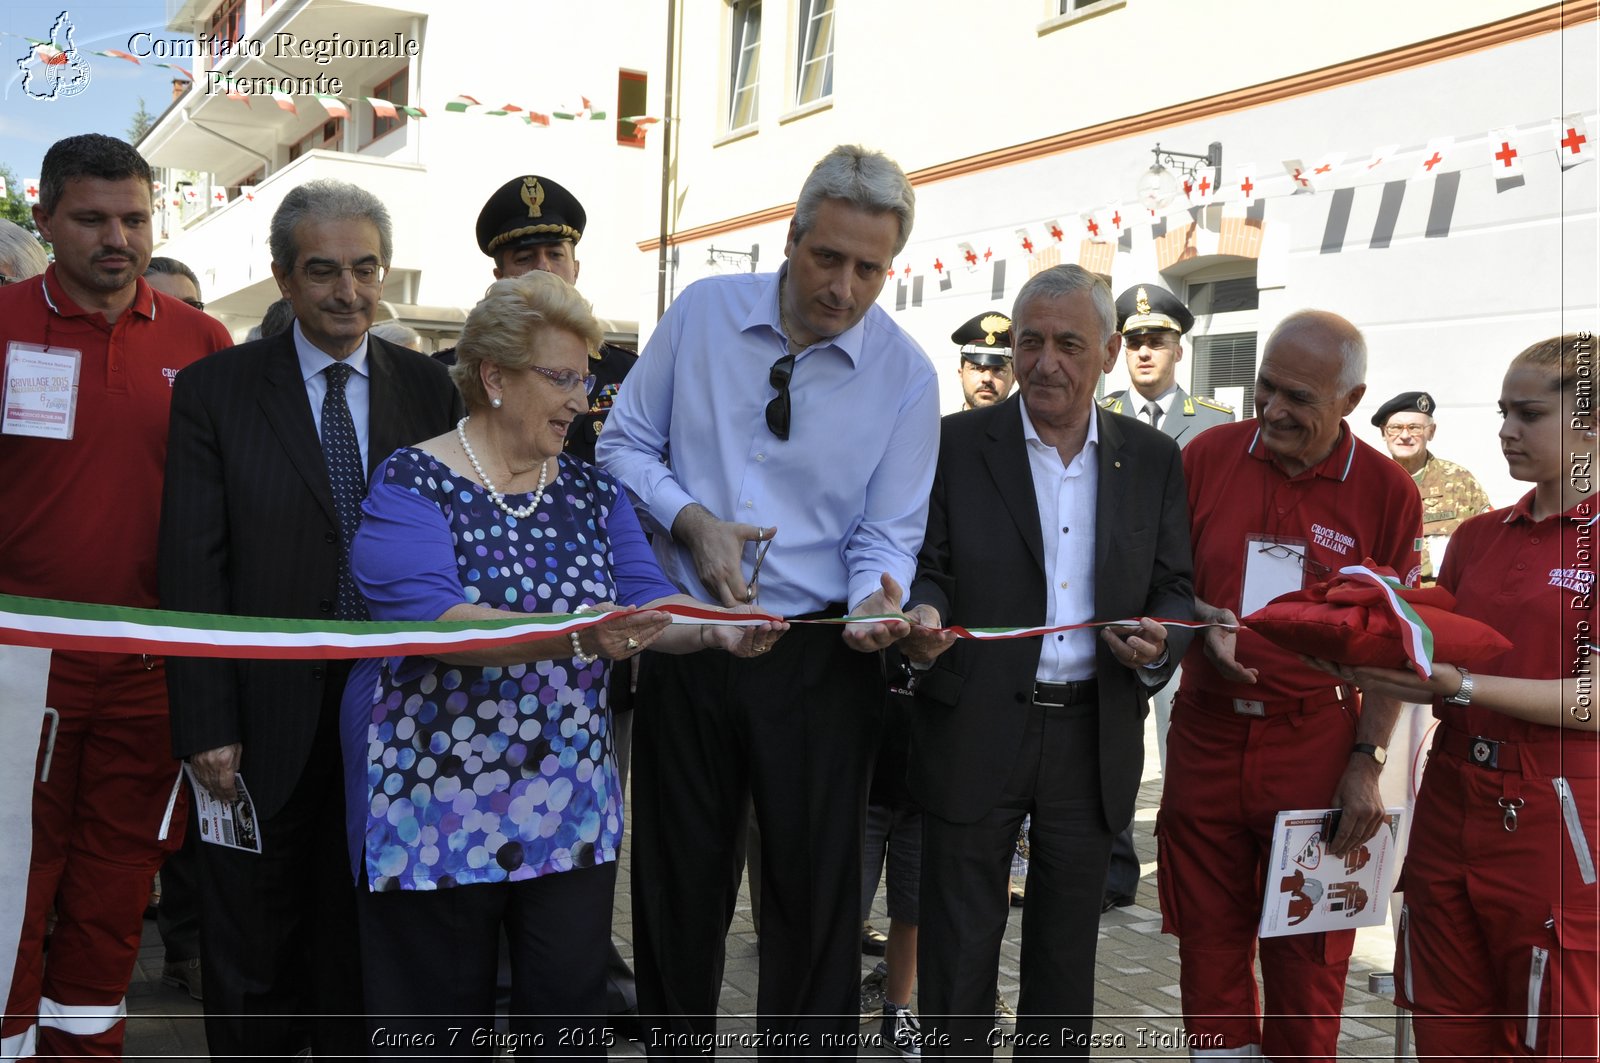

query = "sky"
1;0;191;183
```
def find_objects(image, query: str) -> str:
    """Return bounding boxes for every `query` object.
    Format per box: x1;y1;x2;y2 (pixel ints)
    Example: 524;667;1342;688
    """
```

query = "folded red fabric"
1243;564;1511;671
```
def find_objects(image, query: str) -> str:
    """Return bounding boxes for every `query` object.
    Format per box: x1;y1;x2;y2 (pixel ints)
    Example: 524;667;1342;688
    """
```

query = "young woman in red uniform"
1318;333;1597;1060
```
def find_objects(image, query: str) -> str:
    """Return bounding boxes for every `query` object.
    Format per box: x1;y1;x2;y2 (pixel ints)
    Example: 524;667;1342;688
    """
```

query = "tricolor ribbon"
0;593;1222;660
1335;564;1435;678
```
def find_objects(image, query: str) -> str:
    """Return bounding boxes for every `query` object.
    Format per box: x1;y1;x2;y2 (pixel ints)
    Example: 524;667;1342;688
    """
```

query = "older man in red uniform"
0;134;232;1058
1158;310;1422;1061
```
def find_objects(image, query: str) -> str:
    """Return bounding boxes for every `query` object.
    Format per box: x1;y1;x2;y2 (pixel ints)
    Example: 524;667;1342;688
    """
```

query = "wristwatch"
1351;742;1387;765
1445;666;1475;706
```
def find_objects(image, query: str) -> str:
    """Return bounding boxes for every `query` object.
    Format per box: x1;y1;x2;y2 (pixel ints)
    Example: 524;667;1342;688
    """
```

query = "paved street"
125;725;1405;1060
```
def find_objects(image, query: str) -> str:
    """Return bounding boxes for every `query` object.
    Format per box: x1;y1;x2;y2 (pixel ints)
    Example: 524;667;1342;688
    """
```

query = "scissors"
745;534;774;604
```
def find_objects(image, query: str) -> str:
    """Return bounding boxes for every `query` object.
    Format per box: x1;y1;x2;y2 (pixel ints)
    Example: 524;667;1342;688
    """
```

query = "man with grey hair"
0;218;48;282
1159;309;1421;1060
598;144;938;1049
160;177;461;1059
899;264;1194;1055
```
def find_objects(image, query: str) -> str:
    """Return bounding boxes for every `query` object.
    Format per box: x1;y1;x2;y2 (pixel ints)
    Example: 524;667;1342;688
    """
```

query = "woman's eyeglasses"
526;364;597;395
766;353;795;440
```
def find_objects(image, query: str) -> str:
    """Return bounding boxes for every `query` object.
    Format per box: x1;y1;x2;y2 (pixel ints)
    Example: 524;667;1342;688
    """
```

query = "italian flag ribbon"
0;594;1220;660
1336;564;1435;678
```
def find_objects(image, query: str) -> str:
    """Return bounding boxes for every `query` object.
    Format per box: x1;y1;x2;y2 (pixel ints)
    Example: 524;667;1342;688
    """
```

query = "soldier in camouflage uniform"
1372;390;1493;580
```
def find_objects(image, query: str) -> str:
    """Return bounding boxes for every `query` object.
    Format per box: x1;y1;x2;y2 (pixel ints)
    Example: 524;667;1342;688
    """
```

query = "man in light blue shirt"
598;144;939;1052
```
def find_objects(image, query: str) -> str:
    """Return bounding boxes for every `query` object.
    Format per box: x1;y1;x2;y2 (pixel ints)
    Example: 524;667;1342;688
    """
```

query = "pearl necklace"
456;416;548;519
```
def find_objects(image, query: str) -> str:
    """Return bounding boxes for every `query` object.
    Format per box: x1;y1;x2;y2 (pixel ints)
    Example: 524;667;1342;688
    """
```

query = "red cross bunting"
1085;218;1100;237
1494;142;1518;168
1048;223;1063;240
1110;211;1122;228
1313;163;1332;174
964;248;978;265
1291;168;1309;188
983;247;993;262
1198;174;1212;195
901;263;911;276
933;258;944;273
1240;176;1254;197
887;267;895;278
26;184;38;197
1422;152;1443;171
1020;236;1033;253
1182;178;1193;198
1561;127;1588;155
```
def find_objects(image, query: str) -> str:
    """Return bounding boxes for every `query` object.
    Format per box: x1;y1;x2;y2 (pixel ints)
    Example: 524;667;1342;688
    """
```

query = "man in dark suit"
160;179;462;1060
1099;282;1234;911
902;264;1195;1057
1099;282;1232;447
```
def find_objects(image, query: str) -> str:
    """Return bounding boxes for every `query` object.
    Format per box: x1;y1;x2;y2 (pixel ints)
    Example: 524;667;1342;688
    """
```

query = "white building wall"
660;3;1597;508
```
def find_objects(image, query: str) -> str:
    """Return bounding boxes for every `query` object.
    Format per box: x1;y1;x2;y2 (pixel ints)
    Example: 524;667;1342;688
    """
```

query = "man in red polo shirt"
0;133;232;1059
1158;310;1422;1061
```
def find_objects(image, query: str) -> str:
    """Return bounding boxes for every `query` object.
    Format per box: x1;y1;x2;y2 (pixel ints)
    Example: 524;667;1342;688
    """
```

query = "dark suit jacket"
160;330;463;818
1100;385;1233;449
907;397;1195;832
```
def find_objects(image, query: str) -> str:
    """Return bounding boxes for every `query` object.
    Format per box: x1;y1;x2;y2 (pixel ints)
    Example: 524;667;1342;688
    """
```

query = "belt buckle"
1468;736;1501;768
1033;684;1064;708
1233;698;1266;717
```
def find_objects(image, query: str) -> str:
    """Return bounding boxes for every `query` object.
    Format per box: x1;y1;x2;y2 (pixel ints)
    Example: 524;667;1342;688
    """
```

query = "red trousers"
1;652;185;1059
1397;733;1600;1061
1158;687;1360;1062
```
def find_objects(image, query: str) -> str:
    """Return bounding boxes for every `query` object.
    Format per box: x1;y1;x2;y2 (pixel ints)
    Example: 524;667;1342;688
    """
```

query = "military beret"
476;175;586;257
952;311;1013;366
1371;391;1436;427
1115;283;1194;335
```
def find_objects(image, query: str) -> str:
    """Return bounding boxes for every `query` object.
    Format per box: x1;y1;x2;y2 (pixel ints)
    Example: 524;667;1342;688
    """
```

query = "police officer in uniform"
1100;283;1232;445
1370;390;1493;581
950;311;1015;409
444;174;643;1034
1098;283;1233;913
437;174;637;466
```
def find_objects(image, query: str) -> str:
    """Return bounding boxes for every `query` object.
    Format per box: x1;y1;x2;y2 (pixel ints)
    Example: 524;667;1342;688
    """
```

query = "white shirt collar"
293;320;370;383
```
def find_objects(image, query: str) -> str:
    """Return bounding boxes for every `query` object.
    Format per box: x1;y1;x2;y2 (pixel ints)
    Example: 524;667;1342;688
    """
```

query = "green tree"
127;96;155;144
0;164;40;234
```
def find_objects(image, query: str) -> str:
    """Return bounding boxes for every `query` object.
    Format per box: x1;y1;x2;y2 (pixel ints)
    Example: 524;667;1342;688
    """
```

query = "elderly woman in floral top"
342;271;784;1055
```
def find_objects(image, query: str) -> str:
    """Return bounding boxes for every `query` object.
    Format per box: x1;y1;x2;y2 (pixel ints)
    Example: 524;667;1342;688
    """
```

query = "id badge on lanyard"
3;341;82;440
1240;535;1313;616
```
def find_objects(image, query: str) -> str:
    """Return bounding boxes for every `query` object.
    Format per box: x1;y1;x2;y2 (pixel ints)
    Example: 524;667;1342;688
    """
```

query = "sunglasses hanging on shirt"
766;353;795;440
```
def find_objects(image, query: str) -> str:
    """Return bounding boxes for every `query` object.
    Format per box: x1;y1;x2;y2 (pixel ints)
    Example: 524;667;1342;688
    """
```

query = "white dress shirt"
1020;398;1099;682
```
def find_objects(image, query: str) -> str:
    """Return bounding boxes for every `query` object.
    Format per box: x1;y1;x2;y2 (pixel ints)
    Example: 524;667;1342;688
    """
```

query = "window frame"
727;0;761;132
364;65;410;148
793;0;834;109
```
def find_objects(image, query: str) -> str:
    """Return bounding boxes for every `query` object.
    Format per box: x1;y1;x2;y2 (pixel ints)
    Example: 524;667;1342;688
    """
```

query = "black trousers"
195;671;365;1061
360;862;618;1060
629;625;883;1057
918;697;1112;1060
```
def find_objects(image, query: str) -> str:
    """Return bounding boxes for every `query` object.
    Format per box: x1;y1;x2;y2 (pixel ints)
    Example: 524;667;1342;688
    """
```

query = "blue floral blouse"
340;447;676;890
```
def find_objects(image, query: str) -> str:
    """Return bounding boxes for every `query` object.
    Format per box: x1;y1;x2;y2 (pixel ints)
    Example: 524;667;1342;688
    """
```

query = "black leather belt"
1032;680;1098;707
